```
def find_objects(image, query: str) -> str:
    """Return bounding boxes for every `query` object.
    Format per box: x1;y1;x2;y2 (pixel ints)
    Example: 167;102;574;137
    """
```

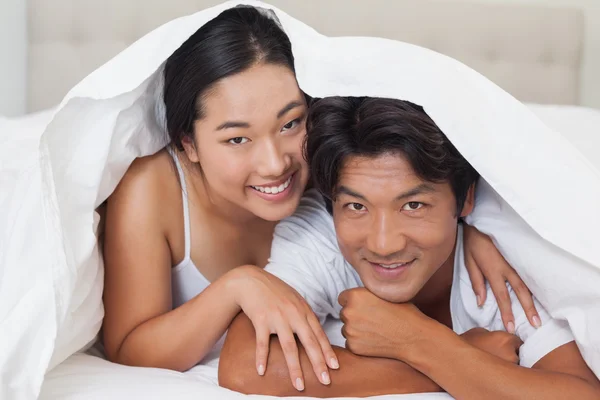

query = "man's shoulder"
267;190;360;321
451;227;523;333
451;229;575;367
275;189;338;250
284;189;332;225
449;228;503;333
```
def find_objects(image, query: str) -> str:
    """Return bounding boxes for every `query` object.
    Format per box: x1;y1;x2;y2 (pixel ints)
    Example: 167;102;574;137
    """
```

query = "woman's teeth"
251;175;292;194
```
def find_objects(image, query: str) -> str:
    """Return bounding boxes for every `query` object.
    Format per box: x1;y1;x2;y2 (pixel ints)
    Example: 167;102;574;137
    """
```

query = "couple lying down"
100;5;599;399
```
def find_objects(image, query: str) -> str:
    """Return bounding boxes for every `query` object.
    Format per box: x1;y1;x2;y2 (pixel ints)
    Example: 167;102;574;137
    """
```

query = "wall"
0;0;27;117
1;0;598;115
472;0;599;109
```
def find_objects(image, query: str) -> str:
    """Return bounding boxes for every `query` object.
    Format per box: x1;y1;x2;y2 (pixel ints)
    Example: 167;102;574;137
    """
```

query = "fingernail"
295;377;304;391
257;364;265;376
321;371;331;385
532;315;542;328
330;357;339;369
507;321;515;334
476;295;482;307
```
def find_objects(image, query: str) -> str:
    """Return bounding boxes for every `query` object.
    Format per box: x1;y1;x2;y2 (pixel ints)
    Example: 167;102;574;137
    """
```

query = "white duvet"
1;1;599;399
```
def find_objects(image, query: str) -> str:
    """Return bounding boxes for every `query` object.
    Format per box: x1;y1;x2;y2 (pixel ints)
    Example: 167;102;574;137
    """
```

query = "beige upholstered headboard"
27;0;584;112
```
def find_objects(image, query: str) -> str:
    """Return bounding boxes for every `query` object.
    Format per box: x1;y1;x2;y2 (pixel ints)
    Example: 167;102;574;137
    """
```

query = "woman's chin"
251;201;299;222
245;185;303;221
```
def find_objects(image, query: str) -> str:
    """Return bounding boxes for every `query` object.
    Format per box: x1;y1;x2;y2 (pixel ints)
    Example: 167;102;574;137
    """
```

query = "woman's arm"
102;158;241;371
102;157;337;379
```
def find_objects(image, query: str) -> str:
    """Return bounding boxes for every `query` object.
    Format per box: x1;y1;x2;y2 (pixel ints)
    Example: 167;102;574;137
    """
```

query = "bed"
2;1;599;400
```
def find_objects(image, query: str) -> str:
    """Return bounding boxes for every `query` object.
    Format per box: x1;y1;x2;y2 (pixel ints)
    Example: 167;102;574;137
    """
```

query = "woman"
102;5;538;392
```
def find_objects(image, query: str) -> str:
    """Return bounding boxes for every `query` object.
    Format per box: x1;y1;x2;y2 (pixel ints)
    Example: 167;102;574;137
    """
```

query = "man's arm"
404;321;600;400
218;314;442;397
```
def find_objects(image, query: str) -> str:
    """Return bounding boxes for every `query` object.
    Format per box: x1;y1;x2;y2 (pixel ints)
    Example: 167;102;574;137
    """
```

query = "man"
218;97;600;398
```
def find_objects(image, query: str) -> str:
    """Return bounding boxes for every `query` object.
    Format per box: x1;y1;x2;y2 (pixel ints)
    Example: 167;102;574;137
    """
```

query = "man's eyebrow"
277;100;304;119
335;186;367;201
335;183;436;202
394;183;436;201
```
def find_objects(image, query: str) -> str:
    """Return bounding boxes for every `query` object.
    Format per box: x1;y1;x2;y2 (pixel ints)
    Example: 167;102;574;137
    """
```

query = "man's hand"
338;288;430;359
461;328;522;364
338;288;523;366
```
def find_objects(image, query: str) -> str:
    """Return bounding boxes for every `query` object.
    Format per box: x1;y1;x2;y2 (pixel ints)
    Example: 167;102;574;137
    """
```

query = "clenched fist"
338;288;432;360
461;327;522;364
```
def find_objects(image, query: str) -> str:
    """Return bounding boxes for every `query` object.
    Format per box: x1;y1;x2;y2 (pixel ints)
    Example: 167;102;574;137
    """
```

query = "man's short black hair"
304;96;479;215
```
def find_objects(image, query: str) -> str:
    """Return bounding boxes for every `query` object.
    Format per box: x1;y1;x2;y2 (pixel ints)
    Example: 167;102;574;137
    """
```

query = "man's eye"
228;137;249;145
402;202;423;211
346;203;366;212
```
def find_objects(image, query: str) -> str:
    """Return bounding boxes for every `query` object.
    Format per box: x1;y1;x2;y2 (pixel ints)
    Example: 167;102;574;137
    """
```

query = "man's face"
332;152;474;303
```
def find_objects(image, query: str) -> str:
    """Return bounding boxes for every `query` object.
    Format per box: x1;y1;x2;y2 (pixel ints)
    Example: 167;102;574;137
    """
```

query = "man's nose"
366;212;408;258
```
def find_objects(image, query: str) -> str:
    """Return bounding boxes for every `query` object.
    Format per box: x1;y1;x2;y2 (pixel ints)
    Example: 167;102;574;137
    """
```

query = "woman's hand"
463;224;540;333
227;265;338;391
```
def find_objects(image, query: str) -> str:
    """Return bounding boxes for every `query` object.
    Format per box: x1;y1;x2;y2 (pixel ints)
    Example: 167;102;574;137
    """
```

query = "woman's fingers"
308;314;339;370
506;270;540;328
293;319;331;385
275;322;305;391
487;277;516;333
464;249;487;306
254;324;270;376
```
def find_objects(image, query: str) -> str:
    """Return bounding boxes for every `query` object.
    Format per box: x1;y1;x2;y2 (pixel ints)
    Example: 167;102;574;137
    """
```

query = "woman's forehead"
203;63;302;119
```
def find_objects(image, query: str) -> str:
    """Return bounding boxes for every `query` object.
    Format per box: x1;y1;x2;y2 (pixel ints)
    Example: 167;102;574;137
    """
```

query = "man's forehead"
336;153;451;200
339;153;419;182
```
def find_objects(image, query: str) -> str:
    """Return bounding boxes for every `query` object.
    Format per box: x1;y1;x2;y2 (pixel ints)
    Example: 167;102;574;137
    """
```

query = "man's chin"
365;283;415;303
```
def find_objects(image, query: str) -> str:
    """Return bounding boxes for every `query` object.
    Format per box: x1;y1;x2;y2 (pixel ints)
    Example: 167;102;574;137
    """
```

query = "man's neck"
412;247;456;328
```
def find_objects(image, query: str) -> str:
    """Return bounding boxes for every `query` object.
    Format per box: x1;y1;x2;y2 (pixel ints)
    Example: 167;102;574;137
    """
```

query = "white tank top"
168;150;229;367
169;149;211;309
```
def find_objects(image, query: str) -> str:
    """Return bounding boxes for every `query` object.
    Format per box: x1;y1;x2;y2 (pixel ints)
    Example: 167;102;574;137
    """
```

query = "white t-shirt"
265;189;575;368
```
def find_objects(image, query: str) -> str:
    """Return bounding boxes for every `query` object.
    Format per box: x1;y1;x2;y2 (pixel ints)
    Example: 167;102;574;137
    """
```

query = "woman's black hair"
305;96;480;216
163;6;295;150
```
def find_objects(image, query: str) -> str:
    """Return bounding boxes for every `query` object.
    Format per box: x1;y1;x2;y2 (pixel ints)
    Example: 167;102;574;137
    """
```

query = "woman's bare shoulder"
118;149;175;192
107;149;179;227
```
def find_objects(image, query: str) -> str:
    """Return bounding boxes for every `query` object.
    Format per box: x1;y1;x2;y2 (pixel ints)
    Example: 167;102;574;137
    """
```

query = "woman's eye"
346;202;366;212
228;137;249;145
282;118;300;131
402;202;423;211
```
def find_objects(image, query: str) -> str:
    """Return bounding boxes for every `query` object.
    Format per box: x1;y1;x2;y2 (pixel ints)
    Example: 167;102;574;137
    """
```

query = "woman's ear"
460;184;476;218
181;135;200;163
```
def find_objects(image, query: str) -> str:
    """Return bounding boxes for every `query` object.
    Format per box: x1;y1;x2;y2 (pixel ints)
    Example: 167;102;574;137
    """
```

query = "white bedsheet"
33;103;599;400
1;1;599;399
40;319;451;400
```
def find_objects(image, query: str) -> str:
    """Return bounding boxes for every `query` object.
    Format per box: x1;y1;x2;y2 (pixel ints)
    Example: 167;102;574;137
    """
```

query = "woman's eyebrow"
215;100;304;131
216;121;250;130
277;100;304;119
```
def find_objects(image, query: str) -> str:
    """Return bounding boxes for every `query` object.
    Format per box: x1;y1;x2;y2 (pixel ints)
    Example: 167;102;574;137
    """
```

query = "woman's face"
183;63;309;222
